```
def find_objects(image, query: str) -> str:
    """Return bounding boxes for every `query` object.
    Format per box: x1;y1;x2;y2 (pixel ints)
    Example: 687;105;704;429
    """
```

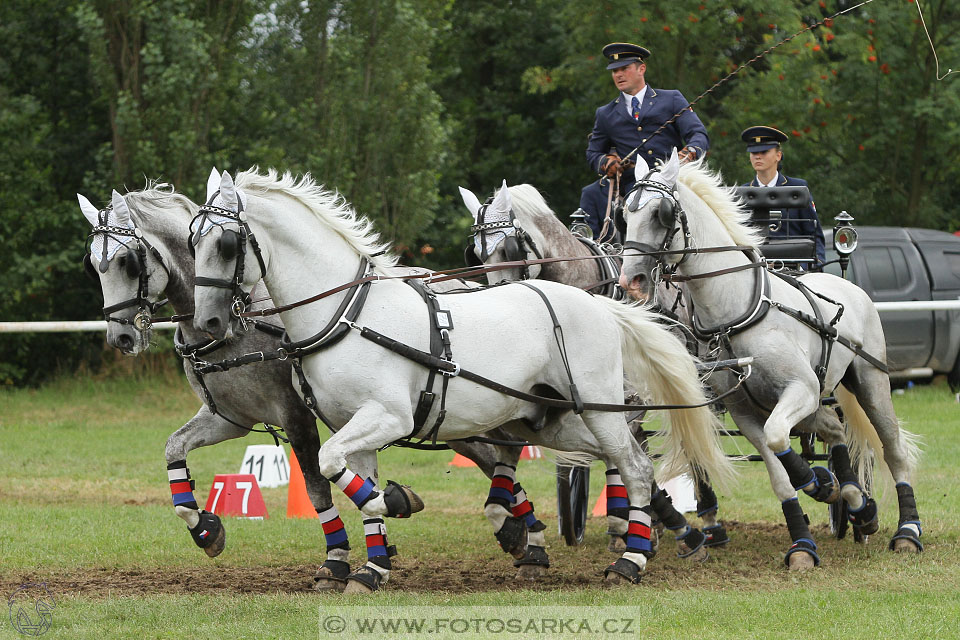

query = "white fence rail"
0;321;176;333
1;300;959;334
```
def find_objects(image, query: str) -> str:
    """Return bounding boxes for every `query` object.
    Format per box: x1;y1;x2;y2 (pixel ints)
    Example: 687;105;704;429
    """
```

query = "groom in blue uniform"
741;125;825;266
580;42;710;241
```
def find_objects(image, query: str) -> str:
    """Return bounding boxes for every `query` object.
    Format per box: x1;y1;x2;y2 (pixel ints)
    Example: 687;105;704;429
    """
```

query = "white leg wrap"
175;505;200;528
328;547;349;563
360;493;388;516
484;503;511;532
841;484;865;511
621;551;647;572
527;529;546;547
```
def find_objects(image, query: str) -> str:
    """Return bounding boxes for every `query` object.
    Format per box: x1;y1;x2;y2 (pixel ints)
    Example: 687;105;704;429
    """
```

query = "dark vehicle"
823;226;960;385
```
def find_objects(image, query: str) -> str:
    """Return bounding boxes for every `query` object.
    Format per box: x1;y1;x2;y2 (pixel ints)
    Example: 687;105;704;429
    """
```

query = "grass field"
1;365;959;639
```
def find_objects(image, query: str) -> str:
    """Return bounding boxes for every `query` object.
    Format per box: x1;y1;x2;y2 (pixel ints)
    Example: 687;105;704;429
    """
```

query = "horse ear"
110;190;132;227
77;194;100;227
633;155;650;182
660;148;680;186
206;167;220;203
492;179;512;214
458;186;482;219
219;171;238;211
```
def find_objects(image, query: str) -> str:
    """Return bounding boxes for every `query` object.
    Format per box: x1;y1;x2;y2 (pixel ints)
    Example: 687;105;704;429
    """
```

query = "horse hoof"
607;535;627;553
678;543;710;563
383;480;424;518
893;538;921;553
201;523;226;558
313;560;350;592
515;564;547;581
603;557;642;585
344;565;383;593
343;579;375;594
788;551;817;571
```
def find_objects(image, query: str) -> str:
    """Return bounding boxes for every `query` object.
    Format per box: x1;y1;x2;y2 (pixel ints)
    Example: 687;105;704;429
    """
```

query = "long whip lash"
622;0;883;166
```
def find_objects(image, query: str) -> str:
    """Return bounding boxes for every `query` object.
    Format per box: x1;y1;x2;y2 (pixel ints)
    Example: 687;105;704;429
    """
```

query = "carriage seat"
734;186;817;268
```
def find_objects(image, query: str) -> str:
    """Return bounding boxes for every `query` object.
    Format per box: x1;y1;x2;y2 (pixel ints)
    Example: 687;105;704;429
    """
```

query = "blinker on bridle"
468;197;543;279
84;208;169;331
189;193;267;322
620;170;690;279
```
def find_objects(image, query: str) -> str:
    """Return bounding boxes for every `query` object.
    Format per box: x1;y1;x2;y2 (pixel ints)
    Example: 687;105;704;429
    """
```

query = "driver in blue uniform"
741;125;826;267
580;42;710;242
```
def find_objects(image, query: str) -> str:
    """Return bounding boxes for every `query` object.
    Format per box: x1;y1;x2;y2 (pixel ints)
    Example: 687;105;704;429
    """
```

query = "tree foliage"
0;0;957;383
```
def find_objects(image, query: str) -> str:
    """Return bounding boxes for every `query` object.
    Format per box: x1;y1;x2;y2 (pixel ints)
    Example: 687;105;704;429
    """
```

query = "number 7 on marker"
210;481;225;512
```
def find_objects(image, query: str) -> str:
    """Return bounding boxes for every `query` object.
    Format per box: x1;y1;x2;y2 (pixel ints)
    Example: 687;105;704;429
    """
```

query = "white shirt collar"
622;85;648;117
758;172;780;188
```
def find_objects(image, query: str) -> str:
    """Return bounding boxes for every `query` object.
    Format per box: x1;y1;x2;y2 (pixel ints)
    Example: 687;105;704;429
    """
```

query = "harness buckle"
440;361;461;377
133;310;152;332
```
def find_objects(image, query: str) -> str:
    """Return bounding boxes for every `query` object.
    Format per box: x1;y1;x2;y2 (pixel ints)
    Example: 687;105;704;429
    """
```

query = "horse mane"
501;184;558;222
235;167;399;271
123;179;199;227
677;160;764;249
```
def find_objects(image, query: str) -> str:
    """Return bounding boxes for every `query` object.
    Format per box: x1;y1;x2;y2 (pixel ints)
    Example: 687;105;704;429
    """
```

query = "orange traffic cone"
448;453;477;467
286;450;318;519
519;445;542;460
592;485;607;517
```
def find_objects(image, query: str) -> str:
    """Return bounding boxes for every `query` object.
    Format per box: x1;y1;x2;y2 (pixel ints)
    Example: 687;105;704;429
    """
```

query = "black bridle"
620;172;689;280
468;199;543;279
188;193;267;321
84;208;169;330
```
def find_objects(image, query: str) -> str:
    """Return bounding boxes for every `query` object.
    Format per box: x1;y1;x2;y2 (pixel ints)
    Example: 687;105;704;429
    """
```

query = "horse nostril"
204;317;221;334
116;334;134;351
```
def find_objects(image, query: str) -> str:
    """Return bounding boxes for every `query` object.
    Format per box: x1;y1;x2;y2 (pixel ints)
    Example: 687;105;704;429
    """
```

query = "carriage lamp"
833;210;858;278
569;208;593;239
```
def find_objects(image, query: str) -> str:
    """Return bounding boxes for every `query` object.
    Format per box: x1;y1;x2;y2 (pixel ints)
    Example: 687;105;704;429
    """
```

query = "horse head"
191;169;263;340
617;148;683;302
460;180;542;283
79;190;170;354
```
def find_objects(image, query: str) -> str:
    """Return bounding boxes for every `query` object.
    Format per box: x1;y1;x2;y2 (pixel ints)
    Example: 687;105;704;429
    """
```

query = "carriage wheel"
556;464;590;546
827;443;849;539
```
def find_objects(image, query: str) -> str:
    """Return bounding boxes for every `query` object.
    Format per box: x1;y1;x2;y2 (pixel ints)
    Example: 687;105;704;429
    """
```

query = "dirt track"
4;521;820;597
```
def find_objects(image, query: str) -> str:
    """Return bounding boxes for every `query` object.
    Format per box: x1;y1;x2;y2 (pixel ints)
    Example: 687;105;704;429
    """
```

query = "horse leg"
449;437;550;579
842;369;924;553
510;482;550;580
521;411;653;585
694;471;729;548
337;449;401;594
316;403;416;593
650;481;709;562
765;382;840;505
279;419;353;593
807;402;878;539
165;406;249;558
604;469;630;553
734;408;821;570
576;412;656;585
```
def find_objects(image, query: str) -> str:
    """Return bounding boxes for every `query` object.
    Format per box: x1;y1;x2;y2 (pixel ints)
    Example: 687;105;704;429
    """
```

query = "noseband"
189;194;267;321
469;199;542;279
85;209;169;330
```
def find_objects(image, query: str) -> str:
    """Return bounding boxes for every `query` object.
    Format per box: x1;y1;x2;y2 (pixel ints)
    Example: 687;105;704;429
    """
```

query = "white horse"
190;168;733;586
617;149;923;568
78;179;572;592
460;181;730;556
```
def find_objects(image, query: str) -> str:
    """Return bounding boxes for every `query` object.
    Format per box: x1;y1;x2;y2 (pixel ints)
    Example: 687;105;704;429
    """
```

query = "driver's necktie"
631;96;641;120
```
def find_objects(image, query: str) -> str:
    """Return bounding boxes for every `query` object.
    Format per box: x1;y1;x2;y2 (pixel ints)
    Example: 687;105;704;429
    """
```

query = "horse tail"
834;384;922;500
595;297;736;489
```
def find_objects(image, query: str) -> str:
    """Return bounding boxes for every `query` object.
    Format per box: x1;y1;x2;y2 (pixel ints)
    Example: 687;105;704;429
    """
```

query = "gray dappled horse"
616;149;924;569
460;181;728;558
188;168;733;585
78;181;552;593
